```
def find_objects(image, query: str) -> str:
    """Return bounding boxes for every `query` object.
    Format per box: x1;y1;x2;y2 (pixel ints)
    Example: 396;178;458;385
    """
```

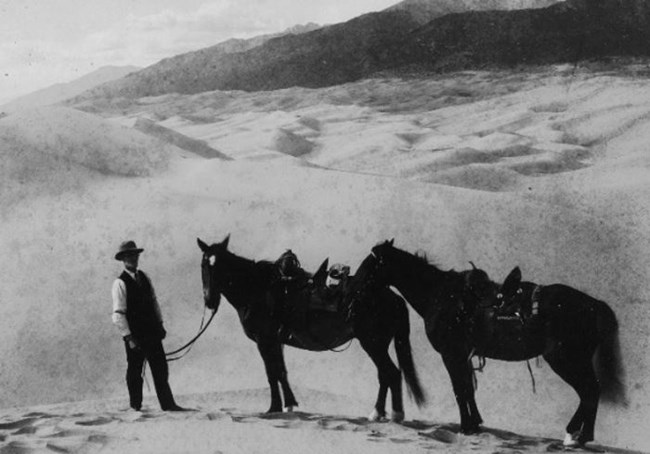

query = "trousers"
124;338;177;410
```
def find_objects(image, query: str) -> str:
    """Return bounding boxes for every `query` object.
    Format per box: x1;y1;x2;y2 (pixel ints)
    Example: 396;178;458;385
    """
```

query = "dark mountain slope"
71;11;420;101
385;0;563;25
384;0;650;70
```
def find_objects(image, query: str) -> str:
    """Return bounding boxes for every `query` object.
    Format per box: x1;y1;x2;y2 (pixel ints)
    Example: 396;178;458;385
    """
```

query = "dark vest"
119;270;163;340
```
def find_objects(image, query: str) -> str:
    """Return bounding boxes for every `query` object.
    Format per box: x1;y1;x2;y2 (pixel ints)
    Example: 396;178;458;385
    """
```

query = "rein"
165;307;217;362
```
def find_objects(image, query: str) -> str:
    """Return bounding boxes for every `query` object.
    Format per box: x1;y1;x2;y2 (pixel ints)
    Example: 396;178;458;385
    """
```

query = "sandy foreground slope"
1;66;649;452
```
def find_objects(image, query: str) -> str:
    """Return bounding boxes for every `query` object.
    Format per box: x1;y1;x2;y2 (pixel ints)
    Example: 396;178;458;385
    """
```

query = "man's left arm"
145;273;166;339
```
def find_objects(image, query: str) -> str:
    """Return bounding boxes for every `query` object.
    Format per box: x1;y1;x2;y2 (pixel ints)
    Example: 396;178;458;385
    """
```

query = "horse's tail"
393;296;426;407
594;300;627;405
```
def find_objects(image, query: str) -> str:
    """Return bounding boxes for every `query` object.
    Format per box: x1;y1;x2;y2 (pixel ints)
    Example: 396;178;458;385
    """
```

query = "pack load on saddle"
311;263;351;314
325;263;350;290
276;249;306;283
272;252;354;343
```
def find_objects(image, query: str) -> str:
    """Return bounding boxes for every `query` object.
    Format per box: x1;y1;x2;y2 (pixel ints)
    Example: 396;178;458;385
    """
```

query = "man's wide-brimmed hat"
115;240;144;261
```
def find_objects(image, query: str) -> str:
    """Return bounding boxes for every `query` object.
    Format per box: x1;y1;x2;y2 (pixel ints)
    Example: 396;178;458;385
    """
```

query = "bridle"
163;251;224;362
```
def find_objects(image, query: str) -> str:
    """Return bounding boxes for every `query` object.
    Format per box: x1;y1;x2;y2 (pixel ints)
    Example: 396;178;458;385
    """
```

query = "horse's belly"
473;318;545;361
288;310;354;351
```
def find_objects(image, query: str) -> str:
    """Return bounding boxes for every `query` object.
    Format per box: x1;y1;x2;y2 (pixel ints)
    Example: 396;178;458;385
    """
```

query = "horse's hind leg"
544;348;600;445
440;351;480;434
359;336;402;422
467;393;483;428
370;383;389;422
257;340;296;413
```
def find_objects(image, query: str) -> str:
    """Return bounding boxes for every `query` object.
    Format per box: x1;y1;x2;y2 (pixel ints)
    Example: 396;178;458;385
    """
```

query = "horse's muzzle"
204;291;221;311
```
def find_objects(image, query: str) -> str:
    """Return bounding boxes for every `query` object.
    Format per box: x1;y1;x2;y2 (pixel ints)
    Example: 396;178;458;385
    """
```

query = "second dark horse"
197;235;425;420
348;240;626;446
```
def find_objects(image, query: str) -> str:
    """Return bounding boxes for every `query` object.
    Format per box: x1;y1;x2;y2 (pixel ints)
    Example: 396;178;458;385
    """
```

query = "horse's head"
493;266;524;307
370;238;395;264
344;239;396;309
197;235;232;311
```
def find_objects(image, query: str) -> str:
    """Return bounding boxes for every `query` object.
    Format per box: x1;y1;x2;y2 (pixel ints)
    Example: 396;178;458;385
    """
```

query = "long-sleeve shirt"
112;269;163;338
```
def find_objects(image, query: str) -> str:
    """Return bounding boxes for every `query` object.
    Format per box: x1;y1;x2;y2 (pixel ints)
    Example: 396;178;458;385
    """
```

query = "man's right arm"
111;279;132;339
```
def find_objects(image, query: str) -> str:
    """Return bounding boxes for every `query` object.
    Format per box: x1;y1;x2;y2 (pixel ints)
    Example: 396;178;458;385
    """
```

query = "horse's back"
538;283;619;348
540;283;612;319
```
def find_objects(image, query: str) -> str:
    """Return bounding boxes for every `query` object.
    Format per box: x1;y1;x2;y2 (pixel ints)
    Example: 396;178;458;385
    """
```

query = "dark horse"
347;239;626;447
197;235;425;420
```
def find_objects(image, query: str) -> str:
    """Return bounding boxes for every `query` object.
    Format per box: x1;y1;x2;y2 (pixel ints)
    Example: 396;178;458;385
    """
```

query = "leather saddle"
466;283;544;361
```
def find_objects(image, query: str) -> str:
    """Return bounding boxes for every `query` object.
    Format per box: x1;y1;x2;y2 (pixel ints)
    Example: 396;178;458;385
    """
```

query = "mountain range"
1;66;140;112
67;0;650;107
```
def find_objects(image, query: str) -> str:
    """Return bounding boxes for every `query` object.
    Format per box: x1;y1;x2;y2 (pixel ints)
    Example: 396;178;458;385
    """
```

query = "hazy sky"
0;0;398;103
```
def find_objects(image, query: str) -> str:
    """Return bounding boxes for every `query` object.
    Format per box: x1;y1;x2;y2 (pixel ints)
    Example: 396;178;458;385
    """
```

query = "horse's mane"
414;250;431;266
412;249;445;273
255;259;278;280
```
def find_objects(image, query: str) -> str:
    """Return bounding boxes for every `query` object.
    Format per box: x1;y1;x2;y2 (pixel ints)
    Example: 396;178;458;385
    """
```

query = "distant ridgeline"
68;0;650;104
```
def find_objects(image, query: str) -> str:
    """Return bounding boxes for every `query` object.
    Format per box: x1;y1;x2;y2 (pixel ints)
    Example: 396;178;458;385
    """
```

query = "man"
111;240;186;412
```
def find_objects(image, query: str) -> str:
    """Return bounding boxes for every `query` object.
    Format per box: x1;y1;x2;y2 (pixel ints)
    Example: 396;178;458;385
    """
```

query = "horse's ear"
317;258;329;275
388;238;394;246
197;238;208;252
221;234;230;249
502;266;522;293
314;258;329;285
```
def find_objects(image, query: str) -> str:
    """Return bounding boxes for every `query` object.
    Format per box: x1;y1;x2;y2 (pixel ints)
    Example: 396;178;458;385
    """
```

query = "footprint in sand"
22;414;55;420
47;429;92;438
0;440;34;454
367;430;385;442
418;428;458;444
10;428;37;436
0;419;39;431
45;443;73;453
546;442;606;453
388;438;413;444
74;417;115;427
204;412;226;421
42;430;110;453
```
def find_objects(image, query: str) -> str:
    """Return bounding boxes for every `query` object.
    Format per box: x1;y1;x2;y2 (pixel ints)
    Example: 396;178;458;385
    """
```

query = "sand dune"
88;69;650;192
1;64;650;452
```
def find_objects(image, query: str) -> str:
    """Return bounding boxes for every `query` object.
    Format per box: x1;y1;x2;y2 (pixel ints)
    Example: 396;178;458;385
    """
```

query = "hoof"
390;411;405;423
563;432;584;448
368;409;387;422
284;406;296;413
461;426;481;435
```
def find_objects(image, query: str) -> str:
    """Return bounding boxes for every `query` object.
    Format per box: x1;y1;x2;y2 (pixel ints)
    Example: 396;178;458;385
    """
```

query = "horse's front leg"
276;344;299;411
256;339;284;413
439;348;480;434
